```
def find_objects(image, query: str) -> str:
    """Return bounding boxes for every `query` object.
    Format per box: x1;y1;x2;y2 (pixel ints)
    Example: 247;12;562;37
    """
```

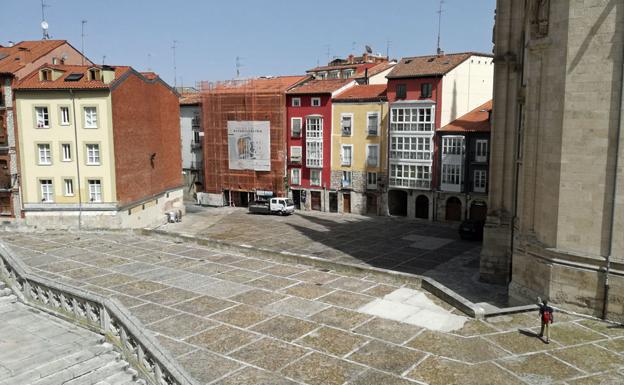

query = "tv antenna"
436;0;445;55
81;20;87;65
147;53;152;71
102;55;106;65
40;0;50;40
324;44;331;62
386;39;392;58
235;56;244;78
172;40;178;88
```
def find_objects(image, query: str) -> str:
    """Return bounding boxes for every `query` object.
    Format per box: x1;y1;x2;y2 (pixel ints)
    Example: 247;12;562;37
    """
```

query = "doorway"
343;193;351;213
310;191;322;211
446;197;462;221
470;201;487;221
415;195;429;219
388;190;408;216
366;193;377;215
292;190;301;209
329;192;338;213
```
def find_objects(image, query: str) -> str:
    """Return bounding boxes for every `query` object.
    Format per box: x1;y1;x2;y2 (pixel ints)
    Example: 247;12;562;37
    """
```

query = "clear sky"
2;0;496;87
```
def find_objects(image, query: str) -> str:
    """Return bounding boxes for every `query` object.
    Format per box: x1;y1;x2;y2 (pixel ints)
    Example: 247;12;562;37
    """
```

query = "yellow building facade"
331;85;388;215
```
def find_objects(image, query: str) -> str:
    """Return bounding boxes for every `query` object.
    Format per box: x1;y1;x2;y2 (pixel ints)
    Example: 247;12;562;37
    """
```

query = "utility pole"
436;0;445;55
172;40;178;88
81;20;87;65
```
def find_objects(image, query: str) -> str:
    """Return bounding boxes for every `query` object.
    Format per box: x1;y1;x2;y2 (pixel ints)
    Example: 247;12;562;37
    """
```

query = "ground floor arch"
446;196;462;221
388;190;408;216
415;195;429;219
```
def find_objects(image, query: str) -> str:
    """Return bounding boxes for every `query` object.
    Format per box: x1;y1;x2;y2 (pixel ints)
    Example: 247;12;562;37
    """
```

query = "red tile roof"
180;92;201;105
386;52;493;79
286;78;354;95
0;40;67;74
140;71;158;80
14;64;132;90
362;62;395;78
438;100;492;133
201;76;308;94
333;85;387;102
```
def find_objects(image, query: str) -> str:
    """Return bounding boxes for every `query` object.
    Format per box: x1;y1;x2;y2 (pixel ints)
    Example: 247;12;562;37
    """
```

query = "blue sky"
2;0;496;87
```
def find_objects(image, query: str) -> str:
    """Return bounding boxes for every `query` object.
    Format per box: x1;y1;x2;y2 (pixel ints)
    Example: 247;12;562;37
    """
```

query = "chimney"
363;53;369;62
348;54;354;64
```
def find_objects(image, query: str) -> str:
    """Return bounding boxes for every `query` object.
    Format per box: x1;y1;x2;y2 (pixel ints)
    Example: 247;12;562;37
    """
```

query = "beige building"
482;0;624;320
15;64;183;229
330;85;388;215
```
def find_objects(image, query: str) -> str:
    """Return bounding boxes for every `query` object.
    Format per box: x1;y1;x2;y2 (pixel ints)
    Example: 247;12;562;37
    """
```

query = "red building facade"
286;79;355;211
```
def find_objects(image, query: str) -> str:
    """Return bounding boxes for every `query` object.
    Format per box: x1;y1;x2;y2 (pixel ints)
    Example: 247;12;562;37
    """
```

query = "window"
84;107;97;128
290;146;302;164
367;172;378;189
474;170;487;192
291;168;301;185
367;144;379;167
61;143;72;161
88;68;101;81
38;144;51;165
328;71;340;79
390;106;434;132
442;164;462;185
343;69;355;78
40;179;53;202
389;164;431;189
41;69;51;81
396;84;407;99
306;117;323;168
86;144;100;165
60;106;70;125
310;169;321;186
421;83;432;98
64;179;74;196
291;118;302;138
292;98;301;107
311;97;321;107
342;171;352;188
317;72;327;80
341;145;352;166
88;179;102;202
341;114;352;136
390;136;431;160
367;112;379;136
475;139;489;162
35;107;49;128
442;136;465;155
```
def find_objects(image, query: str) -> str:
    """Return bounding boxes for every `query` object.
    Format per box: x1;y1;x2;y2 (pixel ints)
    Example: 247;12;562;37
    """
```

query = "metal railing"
0;243;198;385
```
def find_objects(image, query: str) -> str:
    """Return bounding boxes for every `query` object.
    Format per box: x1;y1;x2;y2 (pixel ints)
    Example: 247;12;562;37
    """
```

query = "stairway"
0;283;144;385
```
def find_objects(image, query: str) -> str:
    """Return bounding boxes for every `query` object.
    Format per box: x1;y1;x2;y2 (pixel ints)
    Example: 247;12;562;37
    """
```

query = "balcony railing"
389;178;431;189
190;141;202;151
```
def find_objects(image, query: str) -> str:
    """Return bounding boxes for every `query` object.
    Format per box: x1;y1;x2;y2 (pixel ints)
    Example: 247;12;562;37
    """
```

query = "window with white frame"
40;179;53;202
84;107;97;128
474;169;487;192
310;169;321;186
290;146;302;164
389;164;431;189
328;71;340;79
291;118;302;137
291;168;301;185
475;139;488;162
88;179;102;202
305;117;323;168
341;114;352;136
367;172;378;189
60;106;70;125
291;97;301;107
61;143;72;161
35;107;49;128
390;106;434;132
367;112;379;136
367;144;379;167
389;136;431;160
343;69;355;78
86;144;100;165
442;164;462;185
64;179;74;196
442;136;464;155
311;97;321;107
342;171;352;188
38;144;51;165
341;145;352;166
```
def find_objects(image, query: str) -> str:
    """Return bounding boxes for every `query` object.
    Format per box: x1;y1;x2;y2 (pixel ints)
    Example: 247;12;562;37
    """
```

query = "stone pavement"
2;231;624;385
162;206;509;307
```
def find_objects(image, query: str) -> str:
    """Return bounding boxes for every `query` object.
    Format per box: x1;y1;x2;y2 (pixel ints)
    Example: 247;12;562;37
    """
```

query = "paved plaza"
163;206;508;306
1;231;624;385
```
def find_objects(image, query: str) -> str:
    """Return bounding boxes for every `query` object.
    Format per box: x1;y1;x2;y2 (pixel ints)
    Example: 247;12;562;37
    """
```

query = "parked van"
249;198;295;215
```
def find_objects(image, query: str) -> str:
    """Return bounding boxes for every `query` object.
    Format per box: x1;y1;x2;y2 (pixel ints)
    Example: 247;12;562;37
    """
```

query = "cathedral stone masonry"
482;0;624;320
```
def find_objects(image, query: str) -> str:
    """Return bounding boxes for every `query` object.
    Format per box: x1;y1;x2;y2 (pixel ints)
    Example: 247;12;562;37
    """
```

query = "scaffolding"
200;77;304;206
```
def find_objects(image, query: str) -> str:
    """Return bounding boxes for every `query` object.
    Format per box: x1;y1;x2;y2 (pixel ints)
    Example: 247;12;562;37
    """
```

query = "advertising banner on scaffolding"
227;121;271;171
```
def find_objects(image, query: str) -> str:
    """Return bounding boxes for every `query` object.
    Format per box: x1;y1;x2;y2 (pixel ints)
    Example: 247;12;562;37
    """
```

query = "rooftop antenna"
324;44;331;63
351;41;357;54
40;0;50;40
436;0;445;55
386;39;391;58
172;40;178;88
235;56;243;78
147;53;152;71
81;20;87;65
102;55;106;65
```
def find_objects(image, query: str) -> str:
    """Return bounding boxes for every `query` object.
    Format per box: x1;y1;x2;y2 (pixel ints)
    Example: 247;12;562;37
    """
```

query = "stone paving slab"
1;230;623;385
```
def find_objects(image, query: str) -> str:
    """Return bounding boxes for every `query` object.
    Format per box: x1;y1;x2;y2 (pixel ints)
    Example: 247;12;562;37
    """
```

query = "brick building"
13;64;182;228
201;77;306;207
385;52;493;220
0;40;89;219
286;79;355;211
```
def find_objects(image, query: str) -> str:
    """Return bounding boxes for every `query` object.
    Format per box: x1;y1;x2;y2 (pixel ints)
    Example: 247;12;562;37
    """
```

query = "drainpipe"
70;90;83;230
603;30;624;320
